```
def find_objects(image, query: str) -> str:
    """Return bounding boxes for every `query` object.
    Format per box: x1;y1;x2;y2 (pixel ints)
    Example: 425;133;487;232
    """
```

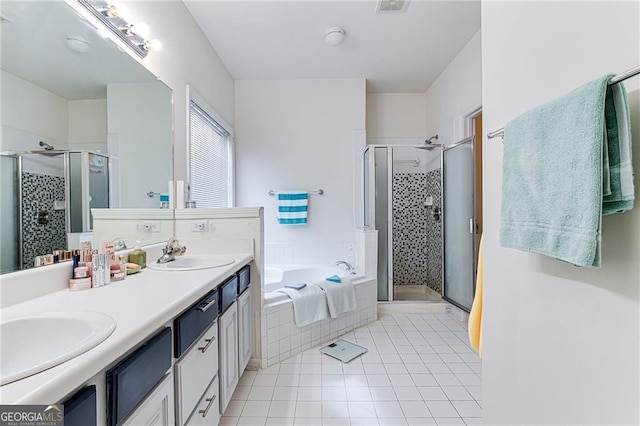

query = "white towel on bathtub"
276;284;329;327
315;277;356;318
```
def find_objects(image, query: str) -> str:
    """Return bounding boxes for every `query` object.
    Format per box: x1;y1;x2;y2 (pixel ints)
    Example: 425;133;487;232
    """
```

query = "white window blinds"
189;100;232;208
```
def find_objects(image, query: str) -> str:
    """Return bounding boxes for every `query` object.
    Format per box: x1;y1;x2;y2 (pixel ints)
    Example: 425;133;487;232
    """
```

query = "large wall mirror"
0;1;174;274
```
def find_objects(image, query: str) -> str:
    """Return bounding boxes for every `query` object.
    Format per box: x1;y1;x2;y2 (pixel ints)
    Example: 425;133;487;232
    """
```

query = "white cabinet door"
175;321;218;426
218;302;238;415
237;290;252;374
122;373;174;426
185;376;220;426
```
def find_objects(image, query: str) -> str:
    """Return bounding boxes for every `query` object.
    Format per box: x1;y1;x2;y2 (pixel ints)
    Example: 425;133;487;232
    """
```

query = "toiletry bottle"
118;255;127;280
104;254;111;285
92;258;100;287
128;241;147;269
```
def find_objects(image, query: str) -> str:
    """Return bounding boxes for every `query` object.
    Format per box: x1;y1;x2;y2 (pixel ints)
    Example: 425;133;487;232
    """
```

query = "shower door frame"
440;136;477;312
364;145;395;301
6;150;111;271
364;143;438;302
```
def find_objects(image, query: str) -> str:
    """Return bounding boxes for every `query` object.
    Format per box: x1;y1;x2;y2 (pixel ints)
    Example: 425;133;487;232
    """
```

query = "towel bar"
268;189;324;196
487;64;640;140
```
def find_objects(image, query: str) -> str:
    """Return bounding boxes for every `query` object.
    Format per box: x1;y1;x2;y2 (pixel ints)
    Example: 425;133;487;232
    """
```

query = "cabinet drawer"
107;328;172;426
175;322;219;426
185;376;220;426
174;289;218;358
219;275;238;315
62;385;96;426
238;265;250;295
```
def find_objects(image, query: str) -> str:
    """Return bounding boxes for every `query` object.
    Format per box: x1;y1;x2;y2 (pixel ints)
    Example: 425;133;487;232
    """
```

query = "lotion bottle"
128;241;147;269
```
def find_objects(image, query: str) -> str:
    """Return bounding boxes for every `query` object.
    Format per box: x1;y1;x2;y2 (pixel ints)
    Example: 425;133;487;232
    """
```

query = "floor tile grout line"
228;313;481;424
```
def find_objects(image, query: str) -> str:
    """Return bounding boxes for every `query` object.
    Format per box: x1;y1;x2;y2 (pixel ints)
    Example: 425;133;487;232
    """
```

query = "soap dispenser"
128;241;147;269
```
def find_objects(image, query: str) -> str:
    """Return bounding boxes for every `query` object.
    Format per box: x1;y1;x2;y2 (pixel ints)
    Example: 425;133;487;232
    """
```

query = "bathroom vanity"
0;255;254;426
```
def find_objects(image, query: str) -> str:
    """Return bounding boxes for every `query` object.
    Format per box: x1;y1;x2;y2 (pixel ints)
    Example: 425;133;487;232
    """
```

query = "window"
188;98;234;207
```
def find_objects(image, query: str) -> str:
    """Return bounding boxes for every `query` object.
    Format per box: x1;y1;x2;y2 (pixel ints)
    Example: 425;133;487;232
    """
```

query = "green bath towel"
500;74;634;267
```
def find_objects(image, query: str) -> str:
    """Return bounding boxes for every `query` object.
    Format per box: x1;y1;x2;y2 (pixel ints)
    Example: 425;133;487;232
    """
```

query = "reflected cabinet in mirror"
0;1;174;274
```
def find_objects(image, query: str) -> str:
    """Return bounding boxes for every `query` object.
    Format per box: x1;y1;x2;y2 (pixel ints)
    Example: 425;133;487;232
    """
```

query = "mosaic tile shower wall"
21;172;67;268
425;169;442;293
392;173;428;286
392;170;442;293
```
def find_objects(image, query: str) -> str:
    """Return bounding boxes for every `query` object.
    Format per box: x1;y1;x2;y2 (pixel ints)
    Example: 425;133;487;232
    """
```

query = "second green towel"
500;74;634;268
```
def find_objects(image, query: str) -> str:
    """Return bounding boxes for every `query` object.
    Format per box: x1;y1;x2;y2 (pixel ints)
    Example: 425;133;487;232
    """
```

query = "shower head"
415;134;445;150
39;141;54;151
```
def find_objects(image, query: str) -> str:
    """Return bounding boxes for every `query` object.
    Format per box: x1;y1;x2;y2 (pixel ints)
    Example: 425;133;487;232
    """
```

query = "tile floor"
221;312;482;426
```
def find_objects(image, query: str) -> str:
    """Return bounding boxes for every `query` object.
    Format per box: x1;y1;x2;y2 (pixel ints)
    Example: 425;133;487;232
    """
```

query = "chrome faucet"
335;260;356;274
157;238;187;264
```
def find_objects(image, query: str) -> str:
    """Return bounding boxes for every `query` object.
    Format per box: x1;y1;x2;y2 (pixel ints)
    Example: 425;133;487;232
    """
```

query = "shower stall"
363;137;478;311
0;150;109;273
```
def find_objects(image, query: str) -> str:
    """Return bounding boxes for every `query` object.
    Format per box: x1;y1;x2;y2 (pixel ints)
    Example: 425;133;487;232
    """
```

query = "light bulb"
144;39;162;51
111;3;130;21
132;22;150;39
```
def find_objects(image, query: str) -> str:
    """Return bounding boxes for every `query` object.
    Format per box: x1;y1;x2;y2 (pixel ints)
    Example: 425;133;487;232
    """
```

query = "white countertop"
0;253;253;404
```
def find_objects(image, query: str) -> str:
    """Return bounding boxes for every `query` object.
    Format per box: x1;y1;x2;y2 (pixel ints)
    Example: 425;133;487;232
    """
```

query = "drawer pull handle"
198;299;216;312
198;337;215;353
199;394;217;418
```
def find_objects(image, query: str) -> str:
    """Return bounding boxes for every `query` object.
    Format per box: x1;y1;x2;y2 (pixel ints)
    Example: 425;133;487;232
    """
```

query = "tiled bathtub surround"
21;172;67;268
265;242;356;267
224;312;482;425
261;278;377;368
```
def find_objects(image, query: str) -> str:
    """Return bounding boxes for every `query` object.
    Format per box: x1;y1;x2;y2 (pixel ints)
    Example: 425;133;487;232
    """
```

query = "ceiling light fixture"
66;36;90;54
324;26;345;46
75;0;161;58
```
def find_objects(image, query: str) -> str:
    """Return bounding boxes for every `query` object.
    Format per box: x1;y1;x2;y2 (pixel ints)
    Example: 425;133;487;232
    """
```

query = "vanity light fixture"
76;0;161;58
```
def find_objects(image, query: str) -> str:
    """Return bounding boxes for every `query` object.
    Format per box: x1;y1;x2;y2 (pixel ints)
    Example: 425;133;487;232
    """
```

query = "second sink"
148;256;235;271
1;311;116;385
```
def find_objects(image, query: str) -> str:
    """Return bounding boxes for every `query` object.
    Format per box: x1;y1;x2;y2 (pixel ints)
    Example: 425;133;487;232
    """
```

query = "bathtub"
264;265;350;294
260;264;378;367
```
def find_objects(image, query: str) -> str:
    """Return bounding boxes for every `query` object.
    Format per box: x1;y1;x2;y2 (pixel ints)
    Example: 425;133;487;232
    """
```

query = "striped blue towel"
277;191;308;225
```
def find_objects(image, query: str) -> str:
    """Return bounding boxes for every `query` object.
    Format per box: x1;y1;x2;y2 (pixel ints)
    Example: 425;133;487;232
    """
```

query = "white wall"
68;99;107;152
366;93;427;138
235;79;366;262
482;2;639;424
118;1;235;182
424;31;481;145
1;70;68;150
107;82;173;208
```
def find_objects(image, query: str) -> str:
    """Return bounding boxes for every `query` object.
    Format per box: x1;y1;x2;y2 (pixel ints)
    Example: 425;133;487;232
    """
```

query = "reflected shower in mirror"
0;1;174;274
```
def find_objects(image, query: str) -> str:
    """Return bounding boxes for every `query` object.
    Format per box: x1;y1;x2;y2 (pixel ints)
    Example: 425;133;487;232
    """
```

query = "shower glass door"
364;146;392;301
442;137;476;311
0;155;19;273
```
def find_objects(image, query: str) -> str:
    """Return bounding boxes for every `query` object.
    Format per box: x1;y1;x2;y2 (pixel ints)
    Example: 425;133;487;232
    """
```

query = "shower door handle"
469;218;474;234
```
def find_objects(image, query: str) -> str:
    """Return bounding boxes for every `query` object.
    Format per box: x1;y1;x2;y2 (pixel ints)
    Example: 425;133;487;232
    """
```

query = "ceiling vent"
376;0;408;13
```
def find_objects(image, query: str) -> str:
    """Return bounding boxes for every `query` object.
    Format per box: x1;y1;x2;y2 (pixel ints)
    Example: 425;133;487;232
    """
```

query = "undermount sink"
148;256;235;271
0;311;116;385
